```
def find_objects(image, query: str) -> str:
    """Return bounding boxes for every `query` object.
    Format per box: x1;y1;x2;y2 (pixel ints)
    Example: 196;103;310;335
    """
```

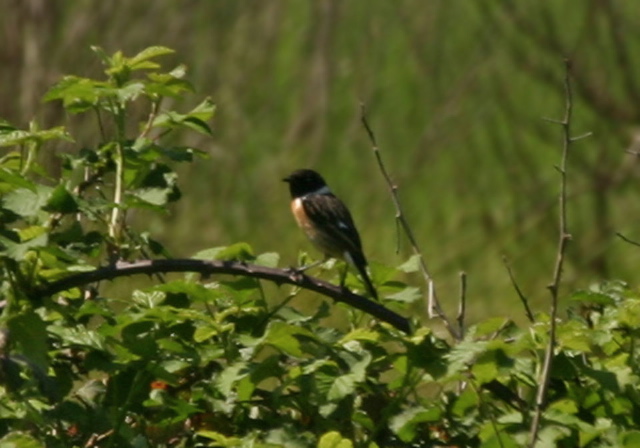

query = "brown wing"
300;193;365;262
301;193;378;300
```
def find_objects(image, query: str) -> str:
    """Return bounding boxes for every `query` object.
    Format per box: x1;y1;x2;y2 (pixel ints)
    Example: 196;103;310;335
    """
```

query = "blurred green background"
3;1;640;321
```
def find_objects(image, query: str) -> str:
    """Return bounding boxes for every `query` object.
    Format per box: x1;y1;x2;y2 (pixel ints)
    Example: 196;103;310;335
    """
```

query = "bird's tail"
345;251;378;300
358;265;378;301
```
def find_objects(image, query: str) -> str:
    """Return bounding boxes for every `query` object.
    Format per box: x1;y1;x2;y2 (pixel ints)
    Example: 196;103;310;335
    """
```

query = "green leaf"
129;187;170;206
264;322;317;357
195;431;243;445
548;398;578;415
397;254;421;273
390;406;441;442
339;328;380;344
44;76;109;113
129;46;175;69
255;252;280;268
327;374;357;401
472;317;511;337
154;281;216;303
44;184;78;213
471;352;499;384
0;229;48;260
146;67;194;97
386;286;421;303
452;388;479;417
318;431;353;448
152;99;216;136
569;290;615;306
0;167;36;192
3;185;52;217
193;243;255;261
446;340;488;375
620;431;640;448
115;82;145;103
0;126;72;147
8;311;49;371
216;362;248;398
0;432;43;448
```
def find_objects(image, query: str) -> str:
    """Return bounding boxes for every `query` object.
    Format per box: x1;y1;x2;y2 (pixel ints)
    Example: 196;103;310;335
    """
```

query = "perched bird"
283;169;378;300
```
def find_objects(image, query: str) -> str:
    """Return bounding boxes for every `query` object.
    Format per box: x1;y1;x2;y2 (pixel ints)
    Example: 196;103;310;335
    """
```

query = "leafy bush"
0;47;639;448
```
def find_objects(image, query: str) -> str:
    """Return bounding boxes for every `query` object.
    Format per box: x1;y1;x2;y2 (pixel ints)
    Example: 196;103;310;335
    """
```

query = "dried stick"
360;104;459;339
528;59;585;446
502;255;535;323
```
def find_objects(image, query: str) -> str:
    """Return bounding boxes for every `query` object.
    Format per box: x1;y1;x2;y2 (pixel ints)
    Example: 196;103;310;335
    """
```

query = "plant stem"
109;103;126;247
528;58;578;447
360;104;459;339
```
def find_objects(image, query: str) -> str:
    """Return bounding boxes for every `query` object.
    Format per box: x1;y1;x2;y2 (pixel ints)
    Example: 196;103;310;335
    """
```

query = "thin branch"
360;104;459;340
529;58;584;446
139;98;162;140
502;255;535;323
616;232;640;247
457;271;467;338
33;259;412;334
108;100;127;247
570;131;593;142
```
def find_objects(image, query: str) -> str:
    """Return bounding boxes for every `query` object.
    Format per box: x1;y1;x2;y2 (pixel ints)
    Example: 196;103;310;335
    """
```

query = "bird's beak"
282;176;291;183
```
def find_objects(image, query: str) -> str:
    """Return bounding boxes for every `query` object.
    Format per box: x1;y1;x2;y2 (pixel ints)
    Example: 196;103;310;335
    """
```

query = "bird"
283;169;378;300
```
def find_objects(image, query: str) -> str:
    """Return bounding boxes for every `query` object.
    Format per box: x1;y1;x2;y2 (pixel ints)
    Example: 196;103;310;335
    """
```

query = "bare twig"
529;59;587;446
502;255;535;323
457;271;467;337
360;104;459;340
108;100;126;245
33;259;412;334
616;232;640;247
139;98;162;140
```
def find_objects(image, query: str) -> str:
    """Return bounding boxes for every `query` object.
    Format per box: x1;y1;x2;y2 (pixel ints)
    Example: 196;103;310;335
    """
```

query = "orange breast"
291;198;343;259
291;198;316;236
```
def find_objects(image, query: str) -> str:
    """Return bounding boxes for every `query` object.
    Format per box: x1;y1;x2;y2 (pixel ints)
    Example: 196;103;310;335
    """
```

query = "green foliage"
1;46;640;447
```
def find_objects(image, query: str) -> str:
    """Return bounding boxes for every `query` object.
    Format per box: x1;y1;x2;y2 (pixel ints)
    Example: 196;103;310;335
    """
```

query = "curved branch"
34;259;412;334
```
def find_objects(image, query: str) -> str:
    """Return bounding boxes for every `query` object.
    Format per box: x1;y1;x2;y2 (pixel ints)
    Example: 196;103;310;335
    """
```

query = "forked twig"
529;59;589;446
360;104;459;339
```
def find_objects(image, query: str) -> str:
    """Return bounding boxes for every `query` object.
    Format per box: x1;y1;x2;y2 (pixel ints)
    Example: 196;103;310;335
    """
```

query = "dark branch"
616;232;640;247
360;103;459;340
33;259;412;334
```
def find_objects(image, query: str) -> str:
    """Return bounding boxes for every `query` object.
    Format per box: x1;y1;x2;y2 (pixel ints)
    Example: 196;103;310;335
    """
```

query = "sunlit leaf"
129;46;175;68
386;286;421;303
2;185;51;217
390;406;441;442
569;290;615;306
620;431;640;448
255;252;280;268
339;328;380;344
317;431;353;448
397;254;421;273
0;432;43;448
193;243;255;261
327;374;357;401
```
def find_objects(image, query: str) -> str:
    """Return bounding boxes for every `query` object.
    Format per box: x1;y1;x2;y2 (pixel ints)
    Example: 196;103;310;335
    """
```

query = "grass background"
3;1;640;322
